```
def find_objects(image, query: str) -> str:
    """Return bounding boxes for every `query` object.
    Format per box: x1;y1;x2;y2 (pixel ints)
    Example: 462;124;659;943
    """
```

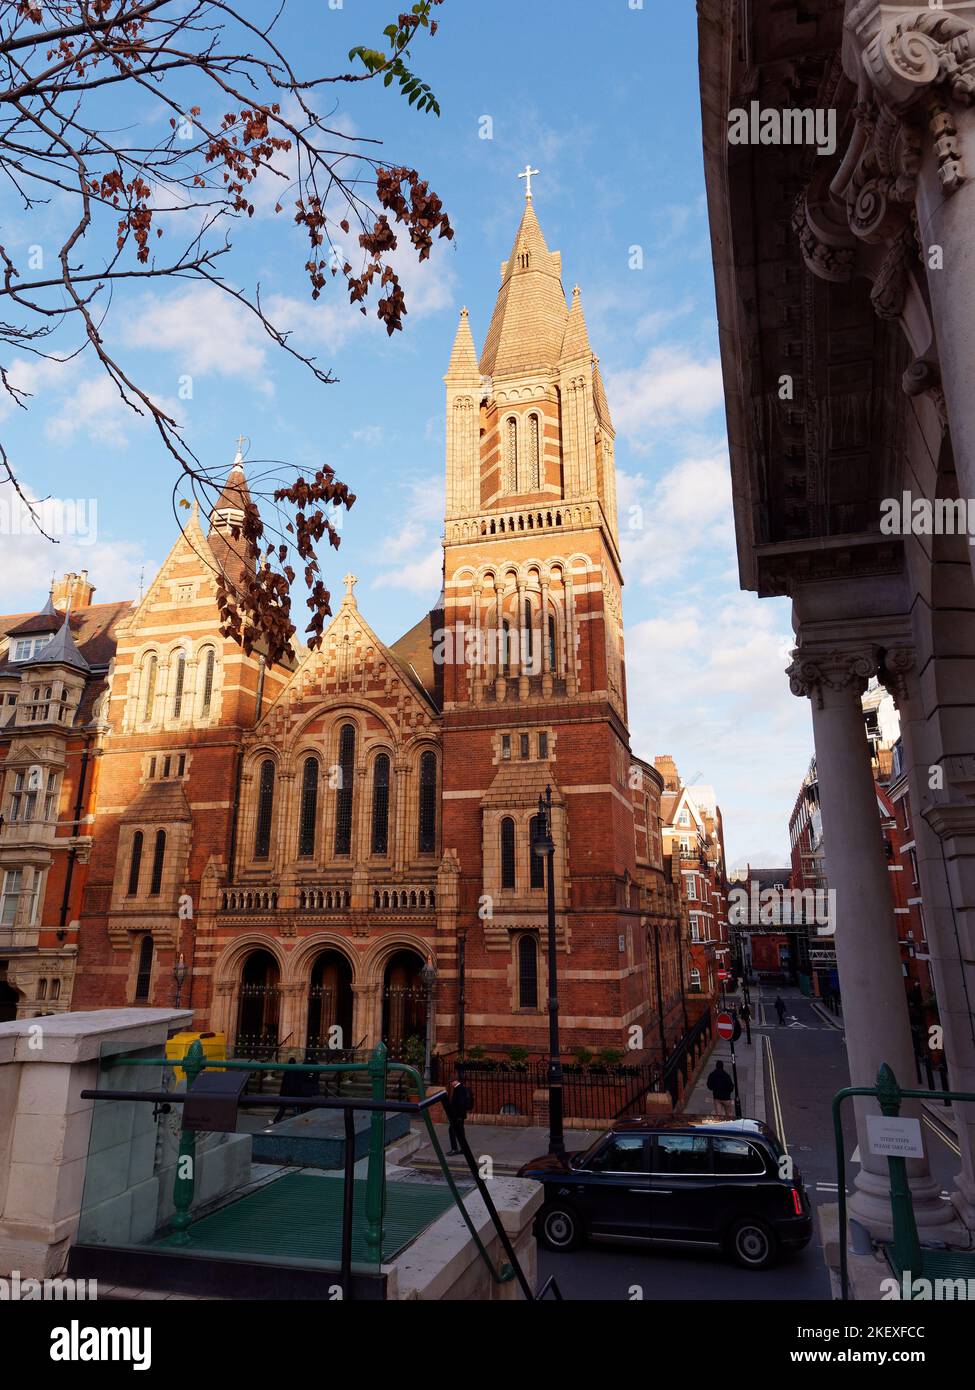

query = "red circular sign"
717;969;730;981
716;1012;735;1040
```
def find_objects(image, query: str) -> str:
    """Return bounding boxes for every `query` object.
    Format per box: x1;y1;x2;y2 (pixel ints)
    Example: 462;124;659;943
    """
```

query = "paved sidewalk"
684;1008;766;1123
409;1121;601;1174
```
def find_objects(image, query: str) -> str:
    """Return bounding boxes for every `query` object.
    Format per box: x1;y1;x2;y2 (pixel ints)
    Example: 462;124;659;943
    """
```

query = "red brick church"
0;196;693;1069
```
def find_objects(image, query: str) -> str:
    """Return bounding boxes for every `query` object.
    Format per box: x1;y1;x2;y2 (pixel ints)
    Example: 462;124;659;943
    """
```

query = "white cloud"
122;285;273;387
624;589;810;864
619;445;734;585
0;478;150;611
607;344;724;444
372;546;442;596
351;425;384;446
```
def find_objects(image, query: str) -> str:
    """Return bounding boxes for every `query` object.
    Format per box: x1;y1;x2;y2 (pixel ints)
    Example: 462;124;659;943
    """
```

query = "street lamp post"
420;956;437;1085
533;785;565;1157
173;953;188;1009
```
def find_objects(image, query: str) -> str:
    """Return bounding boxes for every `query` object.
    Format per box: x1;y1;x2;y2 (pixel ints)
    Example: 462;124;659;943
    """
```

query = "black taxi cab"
517;1115;812;1269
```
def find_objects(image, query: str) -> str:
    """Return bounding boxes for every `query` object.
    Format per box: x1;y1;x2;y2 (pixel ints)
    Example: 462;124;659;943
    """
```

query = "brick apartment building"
654;757;730;998
0;195;697;1070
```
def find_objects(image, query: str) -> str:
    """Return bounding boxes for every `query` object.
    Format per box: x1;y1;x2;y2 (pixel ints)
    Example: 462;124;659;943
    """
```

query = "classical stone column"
788;643;950;1234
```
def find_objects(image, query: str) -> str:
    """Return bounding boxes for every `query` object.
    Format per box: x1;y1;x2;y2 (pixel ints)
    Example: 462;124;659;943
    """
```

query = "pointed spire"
39;588;58;619
592;355;614;433
480;200;567;379
24;616;89;672
562;284;592;360
445;306;480;382
209;444;251;536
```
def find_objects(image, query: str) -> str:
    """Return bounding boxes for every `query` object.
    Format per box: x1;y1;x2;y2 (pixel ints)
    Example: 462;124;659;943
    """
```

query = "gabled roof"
479;202;567;379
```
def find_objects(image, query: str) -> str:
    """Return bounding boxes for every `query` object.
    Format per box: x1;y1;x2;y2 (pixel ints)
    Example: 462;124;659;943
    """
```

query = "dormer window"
12;635;54;662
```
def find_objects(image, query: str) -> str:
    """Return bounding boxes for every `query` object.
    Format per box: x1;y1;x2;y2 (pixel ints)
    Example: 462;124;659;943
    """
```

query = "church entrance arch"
305;950;354;1058
0;979;19;1023
234;949;281;1058
381;950;427;1062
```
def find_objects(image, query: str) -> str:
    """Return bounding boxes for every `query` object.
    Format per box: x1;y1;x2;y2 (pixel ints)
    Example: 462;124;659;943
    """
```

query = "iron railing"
82;1042;557;1301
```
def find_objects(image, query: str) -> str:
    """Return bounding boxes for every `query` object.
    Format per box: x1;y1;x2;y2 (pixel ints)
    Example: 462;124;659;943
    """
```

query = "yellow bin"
165;1030;226;1082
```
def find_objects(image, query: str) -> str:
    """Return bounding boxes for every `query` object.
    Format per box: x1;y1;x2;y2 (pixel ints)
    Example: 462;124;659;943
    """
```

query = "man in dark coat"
274;1058;307;1123
774;995;787;1026
739;999;752;1045
706;1059;735;1118
443;1079;474;1155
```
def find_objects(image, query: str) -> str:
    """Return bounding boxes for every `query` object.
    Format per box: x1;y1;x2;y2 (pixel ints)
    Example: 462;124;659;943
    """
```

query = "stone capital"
786;646;881;707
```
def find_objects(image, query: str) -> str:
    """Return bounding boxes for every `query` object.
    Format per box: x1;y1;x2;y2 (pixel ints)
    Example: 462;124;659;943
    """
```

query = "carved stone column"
788;640;950;1234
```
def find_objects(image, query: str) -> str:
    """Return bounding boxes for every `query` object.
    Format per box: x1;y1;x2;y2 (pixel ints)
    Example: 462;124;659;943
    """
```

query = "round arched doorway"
234;949;280;1058
0;979;19;1023
305;951;354;1059
381;949;427;1062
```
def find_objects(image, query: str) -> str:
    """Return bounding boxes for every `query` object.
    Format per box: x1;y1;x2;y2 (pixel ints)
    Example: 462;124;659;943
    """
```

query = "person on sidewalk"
444;1079;474;1155
740;999;752;1044
774;995;787;1026
706;1059;735;1118
274;1058;308;1124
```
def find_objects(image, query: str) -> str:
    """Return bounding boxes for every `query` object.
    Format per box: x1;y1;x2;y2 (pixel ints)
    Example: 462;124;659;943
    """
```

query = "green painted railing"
106;1041;521;1291
833;1062;975;1300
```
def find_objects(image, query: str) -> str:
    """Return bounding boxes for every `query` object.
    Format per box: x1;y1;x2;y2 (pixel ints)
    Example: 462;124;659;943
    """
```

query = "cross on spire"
518;164;540;201
343;573;358;606
234;433;248;466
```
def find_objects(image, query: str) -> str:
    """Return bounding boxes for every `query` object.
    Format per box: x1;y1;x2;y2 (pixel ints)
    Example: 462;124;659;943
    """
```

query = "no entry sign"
716;1012;735;1040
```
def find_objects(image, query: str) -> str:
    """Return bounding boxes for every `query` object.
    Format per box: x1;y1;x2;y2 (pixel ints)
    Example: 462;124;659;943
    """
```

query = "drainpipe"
652;925;667;1062
227;746;243;883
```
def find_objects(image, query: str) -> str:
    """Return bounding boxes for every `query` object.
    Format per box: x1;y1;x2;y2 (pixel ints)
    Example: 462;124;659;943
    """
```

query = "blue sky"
0;0;814;863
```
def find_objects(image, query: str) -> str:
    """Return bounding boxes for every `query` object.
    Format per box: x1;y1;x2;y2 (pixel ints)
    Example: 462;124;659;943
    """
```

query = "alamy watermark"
881;491;975;544
0;1268;97;1300
0;494;97;544
727;882;835;935
727;102;837;157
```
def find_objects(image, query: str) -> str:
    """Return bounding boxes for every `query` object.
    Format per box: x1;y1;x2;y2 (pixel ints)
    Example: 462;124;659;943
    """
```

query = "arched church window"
172;652;186;718
254;760;275;860
502;619;512;675
149;830;166;895
372;753;390;855
501;817;516;889
143;655;158;722
298;757;318;858
127;830;144;896
334;725;356;856
518;935;539;1008
418;751;437;854
548;614;558;674
524;598;536;673
504;417;518;494
201;648;215;717
135;935;154;1002
528;413;541;490
529;815;545;889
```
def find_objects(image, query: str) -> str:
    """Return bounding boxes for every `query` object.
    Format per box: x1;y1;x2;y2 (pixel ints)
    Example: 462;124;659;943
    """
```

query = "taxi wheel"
537;1203;583;1252
727;1217;778;1270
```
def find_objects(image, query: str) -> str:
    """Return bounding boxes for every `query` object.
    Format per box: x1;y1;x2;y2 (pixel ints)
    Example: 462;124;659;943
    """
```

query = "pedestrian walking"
443;1078;474;1155
740;999;752;1045
706;1059;735;1118
274;1058;307;1123
774;995;787;1026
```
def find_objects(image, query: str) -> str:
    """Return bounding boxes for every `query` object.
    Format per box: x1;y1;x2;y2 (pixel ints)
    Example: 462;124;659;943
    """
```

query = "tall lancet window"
254;759;275;860
143;655;158;722
504;417;518;494
334;724;356;856
298;757;318;858
528;414;541;491
372;754;390;855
